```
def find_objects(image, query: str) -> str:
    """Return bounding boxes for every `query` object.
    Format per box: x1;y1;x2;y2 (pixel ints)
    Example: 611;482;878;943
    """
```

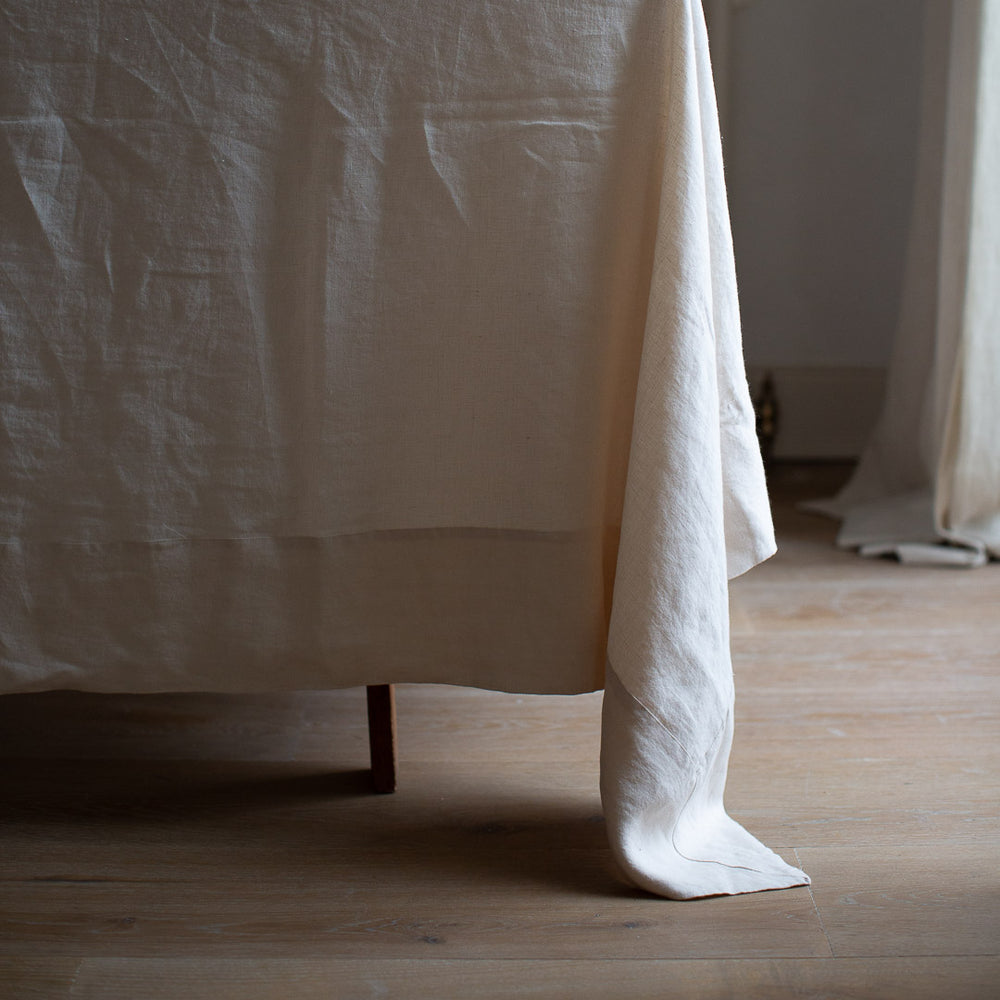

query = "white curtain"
818;0;1000;567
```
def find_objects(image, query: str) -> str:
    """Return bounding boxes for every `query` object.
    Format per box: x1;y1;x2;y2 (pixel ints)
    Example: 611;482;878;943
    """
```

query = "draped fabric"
818;0;1000;567
0;0;807;898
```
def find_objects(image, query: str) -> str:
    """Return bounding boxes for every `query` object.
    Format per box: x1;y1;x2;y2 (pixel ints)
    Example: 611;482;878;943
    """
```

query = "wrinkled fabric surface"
0;0;807;898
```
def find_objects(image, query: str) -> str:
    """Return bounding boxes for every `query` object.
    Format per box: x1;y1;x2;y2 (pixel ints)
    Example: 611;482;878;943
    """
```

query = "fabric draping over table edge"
0;0;808;900
599;0;808;898
0;529;612;696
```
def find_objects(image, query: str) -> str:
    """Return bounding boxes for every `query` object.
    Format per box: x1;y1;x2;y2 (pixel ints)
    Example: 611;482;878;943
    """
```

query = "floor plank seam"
796;848;836;959
67;956;84;999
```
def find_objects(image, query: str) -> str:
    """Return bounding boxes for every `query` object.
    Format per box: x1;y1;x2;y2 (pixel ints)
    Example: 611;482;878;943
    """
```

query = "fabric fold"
598;0;805;898
601;667;808;899
814;0;1000;566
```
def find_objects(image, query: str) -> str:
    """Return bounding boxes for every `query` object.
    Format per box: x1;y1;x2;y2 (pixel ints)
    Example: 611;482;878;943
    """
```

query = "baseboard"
747;366;886;460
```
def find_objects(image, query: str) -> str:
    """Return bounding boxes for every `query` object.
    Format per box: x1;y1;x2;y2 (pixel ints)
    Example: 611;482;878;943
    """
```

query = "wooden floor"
2;464;998;999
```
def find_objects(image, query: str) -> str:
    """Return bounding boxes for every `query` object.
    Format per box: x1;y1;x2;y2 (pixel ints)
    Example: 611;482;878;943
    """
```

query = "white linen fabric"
817;0;1000;567
0;0;807;898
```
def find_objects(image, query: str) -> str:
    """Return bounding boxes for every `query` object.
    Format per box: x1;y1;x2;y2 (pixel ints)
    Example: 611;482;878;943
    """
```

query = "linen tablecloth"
0;0;808;898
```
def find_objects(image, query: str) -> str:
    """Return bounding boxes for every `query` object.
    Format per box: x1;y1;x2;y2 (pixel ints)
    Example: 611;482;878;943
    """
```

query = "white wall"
712;0;926;456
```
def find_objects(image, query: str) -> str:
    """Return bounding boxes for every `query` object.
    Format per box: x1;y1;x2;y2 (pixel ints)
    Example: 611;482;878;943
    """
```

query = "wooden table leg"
366;684;397;793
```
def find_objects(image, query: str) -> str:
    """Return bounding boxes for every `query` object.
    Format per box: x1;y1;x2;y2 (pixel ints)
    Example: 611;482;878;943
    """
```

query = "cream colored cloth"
0;0;807;898
817;0;1000;567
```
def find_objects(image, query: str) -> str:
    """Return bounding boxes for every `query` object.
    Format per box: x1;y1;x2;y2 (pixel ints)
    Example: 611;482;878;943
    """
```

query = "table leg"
366;684;397;793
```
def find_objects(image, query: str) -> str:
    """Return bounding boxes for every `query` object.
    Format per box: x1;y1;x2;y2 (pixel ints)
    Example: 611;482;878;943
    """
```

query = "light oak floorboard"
4;957;998;1000
0;760;827;961
0;959;80;1000
798;843;1000;958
